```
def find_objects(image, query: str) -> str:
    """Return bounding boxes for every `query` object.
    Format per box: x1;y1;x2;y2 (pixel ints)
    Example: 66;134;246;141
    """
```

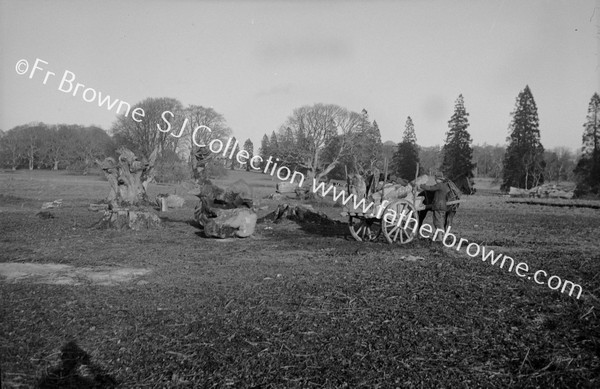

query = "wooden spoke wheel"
348;216;382;242
382;199;418;244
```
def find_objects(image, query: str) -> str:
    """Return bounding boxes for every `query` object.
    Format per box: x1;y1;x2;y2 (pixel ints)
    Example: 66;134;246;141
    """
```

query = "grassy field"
1;169;600;388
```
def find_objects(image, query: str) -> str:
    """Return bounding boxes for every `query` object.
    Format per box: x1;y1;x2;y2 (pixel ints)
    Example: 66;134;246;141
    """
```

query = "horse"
415;174;474;231
453;174;476;195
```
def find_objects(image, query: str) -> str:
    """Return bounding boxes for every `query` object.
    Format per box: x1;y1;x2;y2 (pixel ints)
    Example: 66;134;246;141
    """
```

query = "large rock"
156;194;185;209
203;208;257;238
214;179;253;208
194;179;256;238
276;182;298;193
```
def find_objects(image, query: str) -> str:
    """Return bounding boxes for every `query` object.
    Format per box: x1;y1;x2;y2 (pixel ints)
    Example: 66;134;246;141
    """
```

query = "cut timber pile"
343;174;435;215
509;183;575;199
344;183;421;214
529;183;575;199
509;187;531;198
370;183;414;204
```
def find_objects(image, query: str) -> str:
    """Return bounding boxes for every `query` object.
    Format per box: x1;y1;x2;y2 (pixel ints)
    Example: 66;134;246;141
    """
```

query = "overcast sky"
1;0;598;152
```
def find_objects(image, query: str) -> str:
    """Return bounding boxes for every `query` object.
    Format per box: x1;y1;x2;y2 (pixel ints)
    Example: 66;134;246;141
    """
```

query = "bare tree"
20;123;46;170
545;147;576;184
111;97;184;159
40;124;97;170
282;103;362;182
0;128;25;170
181;105;232;177
77;126;114;170
472;144;505;179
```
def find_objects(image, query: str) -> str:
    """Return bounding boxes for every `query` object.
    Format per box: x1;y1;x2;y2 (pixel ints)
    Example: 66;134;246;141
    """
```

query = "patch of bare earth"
0;263;151;286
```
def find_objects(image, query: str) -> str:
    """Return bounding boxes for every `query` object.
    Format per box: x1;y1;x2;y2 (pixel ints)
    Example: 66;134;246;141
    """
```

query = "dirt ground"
1;170;600;388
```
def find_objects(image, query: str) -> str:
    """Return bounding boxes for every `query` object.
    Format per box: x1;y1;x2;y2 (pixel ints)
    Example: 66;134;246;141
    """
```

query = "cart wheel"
382;200;418;244
348;216;381;242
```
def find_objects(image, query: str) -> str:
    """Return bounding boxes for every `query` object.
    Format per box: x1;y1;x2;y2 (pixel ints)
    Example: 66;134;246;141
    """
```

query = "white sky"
1;0;598;152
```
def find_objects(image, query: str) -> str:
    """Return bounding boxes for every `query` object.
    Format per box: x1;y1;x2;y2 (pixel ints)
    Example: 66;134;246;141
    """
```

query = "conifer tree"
502;85;545;190
353;109;383;172
230;137;238;170
258;134;270;170
269;131;279;159
441;95;475;181
367;118;383;169
259;134;270;156
574;92;600;196
243;138;254;171
392;116;420;180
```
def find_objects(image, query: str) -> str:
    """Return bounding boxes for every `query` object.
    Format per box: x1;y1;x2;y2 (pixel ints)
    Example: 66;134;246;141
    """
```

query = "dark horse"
417;175;474;231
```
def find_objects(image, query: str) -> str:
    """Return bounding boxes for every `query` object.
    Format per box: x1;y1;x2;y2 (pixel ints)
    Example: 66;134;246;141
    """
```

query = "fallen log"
262;203;337;225
506;199;600;209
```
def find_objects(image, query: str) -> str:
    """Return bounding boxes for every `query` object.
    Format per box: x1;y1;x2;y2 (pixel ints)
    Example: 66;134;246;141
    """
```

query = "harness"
445;179;461;212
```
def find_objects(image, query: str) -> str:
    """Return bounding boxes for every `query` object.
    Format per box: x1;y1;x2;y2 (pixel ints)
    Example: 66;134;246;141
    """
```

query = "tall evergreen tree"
259;134;270;156
574;92;600;196
392;116;420;180
366;118;383;169
279;127;295;152
269;131;279;159
275;126;306;171
441;95;475;182
502;85;545;190
229;136;238;170
350;109;383;173
243;138;254;171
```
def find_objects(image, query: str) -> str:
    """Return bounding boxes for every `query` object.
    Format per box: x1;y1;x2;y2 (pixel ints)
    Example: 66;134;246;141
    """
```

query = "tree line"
1;88;598;196
0;123;114;171
255;88;596;196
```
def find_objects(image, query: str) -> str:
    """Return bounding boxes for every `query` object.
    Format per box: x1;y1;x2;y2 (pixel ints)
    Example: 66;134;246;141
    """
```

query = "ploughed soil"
1;170;600;388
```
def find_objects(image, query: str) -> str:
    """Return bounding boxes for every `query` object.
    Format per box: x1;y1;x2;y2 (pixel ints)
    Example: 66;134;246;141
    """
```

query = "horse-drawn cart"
342;195;426;244
340;169;429;245
340;169;466;244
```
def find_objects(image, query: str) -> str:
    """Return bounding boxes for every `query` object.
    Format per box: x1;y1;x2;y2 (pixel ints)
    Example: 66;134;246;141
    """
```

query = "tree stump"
95;207;162;230
193;146;212;181
97;147;158;207
95;148;161;229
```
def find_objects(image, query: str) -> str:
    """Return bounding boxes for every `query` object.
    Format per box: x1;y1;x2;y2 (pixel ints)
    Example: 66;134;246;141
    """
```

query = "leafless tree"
111;97;185;160
281;103;362;182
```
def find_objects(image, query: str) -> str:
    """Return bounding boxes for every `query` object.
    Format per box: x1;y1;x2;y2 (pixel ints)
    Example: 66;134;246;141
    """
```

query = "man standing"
420;172;451;237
